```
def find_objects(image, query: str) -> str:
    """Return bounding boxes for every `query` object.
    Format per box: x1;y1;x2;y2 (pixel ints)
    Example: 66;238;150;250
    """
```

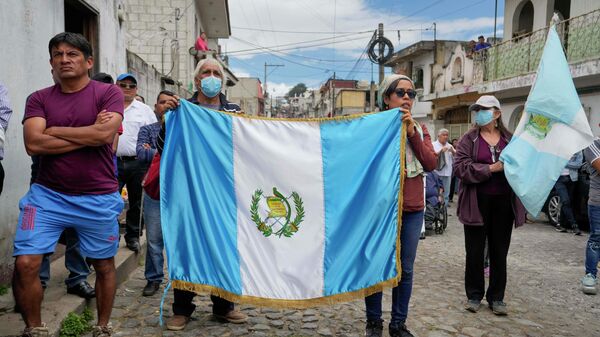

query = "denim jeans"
555;175;577;226
439;175;451;205
39;228;90;288
365;210;424;326
143;193;164;282
585;204;600;277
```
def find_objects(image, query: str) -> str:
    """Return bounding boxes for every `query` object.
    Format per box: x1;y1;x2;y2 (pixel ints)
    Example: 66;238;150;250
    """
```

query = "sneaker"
489;301;508;315
555;225;568;233
573;225;582;236
581;273;597;295
389;323;414;337
92;325;113;337
142;281;161;296
166;315;190;331
21;324;49;337
365;319;383;337
465;299;481;313
213;309;248;324
419;232;426;240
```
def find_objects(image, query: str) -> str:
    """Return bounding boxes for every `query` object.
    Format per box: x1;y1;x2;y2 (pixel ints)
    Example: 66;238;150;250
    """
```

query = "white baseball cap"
468;95;501;111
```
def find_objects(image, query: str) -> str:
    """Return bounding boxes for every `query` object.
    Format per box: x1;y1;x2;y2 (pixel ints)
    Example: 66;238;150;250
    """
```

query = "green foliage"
59;308;94;337
0;284;8;296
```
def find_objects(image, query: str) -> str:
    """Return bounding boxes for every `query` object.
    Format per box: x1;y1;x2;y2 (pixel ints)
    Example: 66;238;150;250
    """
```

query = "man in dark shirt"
474;35;492;51
14;32;123;337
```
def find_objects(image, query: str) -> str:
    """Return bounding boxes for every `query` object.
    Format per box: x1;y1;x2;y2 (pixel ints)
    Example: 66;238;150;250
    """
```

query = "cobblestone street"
94;204;600;337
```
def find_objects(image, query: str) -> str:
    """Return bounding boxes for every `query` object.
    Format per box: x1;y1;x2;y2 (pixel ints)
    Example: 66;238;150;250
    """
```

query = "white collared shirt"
433;140;454;177
116;99;157;157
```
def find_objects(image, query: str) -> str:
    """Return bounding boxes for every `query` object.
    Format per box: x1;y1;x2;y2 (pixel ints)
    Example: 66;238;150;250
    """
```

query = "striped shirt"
0;83;13;159
584;138;600;206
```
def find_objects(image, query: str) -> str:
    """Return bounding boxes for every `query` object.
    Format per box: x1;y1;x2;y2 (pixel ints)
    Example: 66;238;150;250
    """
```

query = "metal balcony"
473;8;600;83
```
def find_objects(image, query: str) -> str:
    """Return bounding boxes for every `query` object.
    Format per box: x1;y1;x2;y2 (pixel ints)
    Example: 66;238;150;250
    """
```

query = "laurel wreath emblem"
250;188;305;238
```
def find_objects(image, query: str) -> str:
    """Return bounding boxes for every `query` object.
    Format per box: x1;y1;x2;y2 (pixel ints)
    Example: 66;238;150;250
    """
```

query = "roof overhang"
384;41;435;67
196;0;231;38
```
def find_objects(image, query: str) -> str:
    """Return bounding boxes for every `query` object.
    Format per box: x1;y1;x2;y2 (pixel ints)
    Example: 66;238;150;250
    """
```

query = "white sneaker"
581;273;597;295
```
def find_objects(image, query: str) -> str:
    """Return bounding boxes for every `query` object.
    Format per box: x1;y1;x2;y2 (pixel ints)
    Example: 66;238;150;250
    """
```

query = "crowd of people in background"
1;31;599;337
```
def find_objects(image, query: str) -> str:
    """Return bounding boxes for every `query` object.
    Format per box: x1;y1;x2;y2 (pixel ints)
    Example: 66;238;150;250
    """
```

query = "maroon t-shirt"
24;80;124;195
476;135;511;196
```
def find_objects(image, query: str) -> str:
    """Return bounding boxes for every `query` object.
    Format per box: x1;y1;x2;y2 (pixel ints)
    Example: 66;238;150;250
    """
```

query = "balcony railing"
473;8;600;83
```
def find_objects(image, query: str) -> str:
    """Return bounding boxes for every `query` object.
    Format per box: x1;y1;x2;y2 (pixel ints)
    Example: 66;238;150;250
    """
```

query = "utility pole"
378;23;384;84
493;0;498;42
330;72;336;117
264;63;284;117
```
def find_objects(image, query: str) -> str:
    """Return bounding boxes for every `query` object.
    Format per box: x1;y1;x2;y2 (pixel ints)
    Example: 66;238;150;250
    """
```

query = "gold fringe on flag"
171;277;399;309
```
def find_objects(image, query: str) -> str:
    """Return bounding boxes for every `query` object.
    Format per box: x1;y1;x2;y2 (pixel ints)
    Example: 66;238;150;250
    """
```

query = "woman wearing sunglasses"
364;74;437;337
453;95;525;316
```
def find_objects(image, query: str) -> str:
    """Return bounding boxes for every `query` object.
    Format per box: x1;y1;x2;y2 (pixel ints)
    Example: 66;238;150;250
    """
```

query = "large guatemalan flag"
500;22;594;216
160;99;406;307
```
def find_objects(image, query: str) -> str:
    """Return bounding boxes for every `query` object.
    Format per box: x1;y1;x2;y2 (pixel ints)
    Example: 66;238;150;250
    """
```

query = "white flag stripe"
516;109;592;160
233;119;326;299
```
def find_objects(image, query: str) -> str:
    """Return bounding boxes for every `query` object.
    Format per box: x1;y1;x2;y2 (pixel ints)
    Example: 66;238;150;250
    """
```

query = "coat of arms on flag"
251;187;304;238
160;100;406;307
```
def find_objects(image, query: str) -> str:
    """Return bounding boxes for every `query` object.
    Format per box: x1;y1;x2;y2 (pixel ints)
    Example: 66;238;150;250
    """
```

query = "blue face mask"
475;109;494;126
200;76;222;98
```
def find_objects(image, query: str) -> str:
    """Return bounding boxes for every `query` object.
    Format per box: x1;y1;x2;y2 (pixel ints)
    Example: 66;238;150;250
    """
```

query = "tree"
286;83;307;98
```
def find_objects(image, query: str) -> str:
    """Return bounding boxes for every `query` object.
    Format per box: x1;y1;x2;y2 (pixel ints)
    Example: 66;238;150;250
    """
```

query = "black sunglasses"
118;82;137;89
394;88;417;99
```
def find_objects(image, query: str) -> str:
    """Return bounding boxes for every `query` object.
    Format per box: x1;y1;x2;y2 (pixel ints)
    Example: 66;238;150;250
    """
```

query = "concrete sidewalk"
0;236;145;337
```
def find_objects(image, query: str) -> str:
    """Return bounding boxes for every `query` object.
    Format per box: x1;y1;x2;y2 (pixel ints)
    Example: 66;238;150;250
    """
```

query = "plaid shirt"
0;83;13;159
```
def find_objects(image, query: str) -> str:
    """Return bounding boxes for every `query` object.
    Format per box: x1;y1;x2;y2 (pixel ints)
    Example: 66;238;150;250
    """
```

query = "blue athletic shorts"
13;184;124;259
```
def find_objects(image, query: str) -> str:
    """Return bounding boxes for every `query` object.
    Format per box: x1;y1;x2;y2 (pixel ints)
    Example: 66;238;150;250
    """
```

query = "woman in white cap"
364;74;437;337
453;95;525;315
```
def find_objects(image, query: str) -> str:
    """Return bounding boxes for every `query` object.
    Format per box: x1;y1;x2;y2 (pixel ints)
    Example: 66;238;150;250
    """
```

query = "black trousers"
464;193;514;303
172;289;234;316
0;161;4;196
117;158;148;241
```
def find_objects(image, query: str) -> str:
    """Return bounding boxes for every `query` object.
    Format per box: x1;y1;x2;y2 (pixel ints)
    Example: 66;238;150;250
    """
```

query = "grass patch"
59;307;94;337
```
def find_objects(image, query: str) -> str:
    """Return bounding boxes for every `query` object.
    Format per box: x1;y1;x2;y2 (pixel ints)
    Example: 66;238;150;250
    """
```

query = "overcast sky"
221;0;505;97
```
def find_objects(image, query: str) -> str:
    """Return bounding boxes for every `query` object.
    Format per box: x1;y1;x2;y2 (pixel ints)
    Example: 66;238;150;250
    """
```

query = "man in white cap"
115;73;157;252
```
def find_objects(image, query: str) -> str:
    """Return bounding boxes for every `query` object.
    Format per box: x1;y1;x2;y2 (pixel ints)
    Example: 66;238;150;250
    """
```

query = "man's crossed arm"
24;111;122;155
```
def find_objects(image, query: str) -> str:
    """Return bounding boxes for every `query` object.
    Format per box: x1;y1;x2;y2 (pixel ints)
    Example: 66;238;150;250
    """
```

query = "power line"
232;26;372;34
225;32;372;55
228;35;372;58
231;36;375;74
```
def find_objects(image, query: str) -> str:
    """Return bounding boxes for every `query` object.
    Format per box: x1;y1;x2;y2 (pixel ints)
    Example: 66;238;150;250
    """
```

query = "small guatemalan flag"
160;99;406;307
500;21;594;216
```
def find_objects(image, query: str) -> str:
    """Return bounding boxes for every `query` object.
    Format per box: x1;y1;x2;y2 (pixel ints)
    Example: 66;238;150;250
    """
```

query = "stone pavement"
2;204;597;337
84;203;600;337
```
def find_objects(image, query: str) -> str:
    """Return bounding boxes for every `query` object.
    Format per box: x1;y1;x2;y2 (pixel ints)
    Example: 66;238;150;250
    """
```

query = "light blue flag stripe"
322;109;401;296
160;100;242;294
501;135;569;216
525;26;580;125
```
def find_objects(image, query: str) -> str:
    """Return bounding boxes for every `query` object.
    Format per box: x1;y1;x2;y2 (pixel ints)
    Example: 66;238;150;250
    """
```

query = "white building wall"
0;0;128;282
570;0;600;17
580;93;600;136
